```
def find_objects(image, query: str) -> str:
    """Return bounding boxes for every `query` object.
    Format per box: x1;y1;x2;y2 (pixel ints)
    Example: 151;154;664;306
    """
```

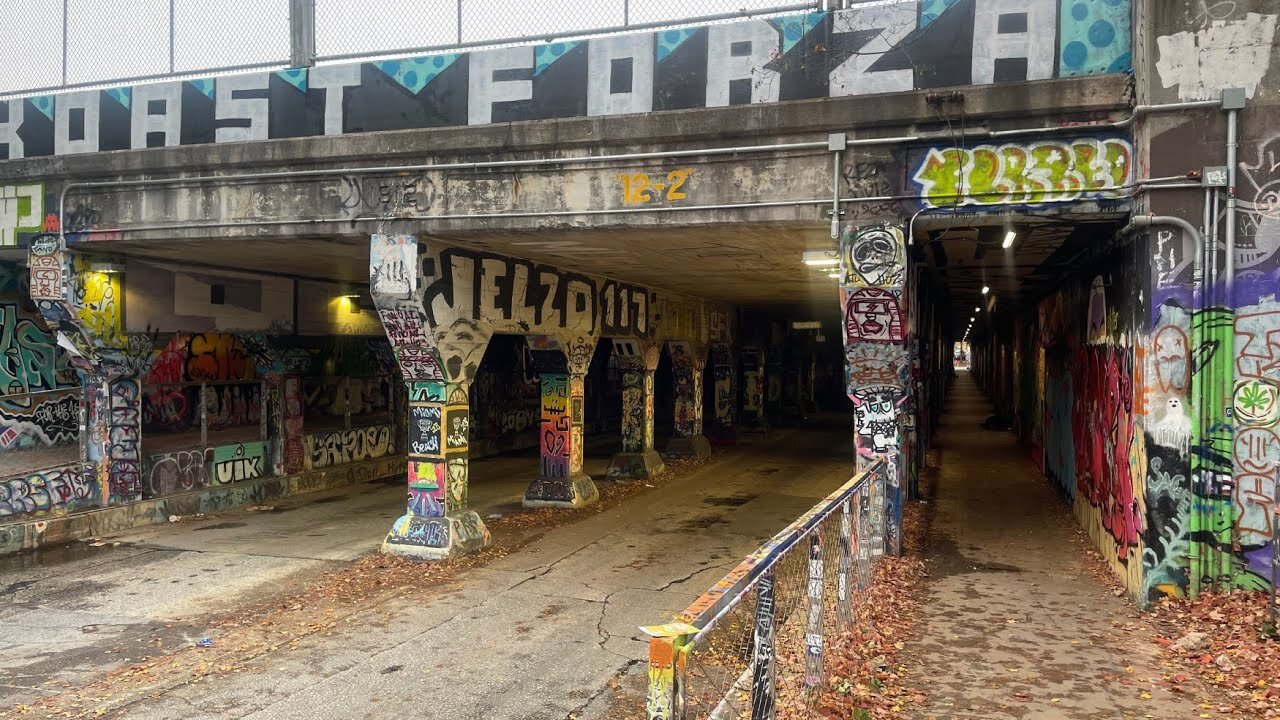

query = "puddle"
192;522;248;531
0;539;128;572
677;513;727;531
308;496;346;505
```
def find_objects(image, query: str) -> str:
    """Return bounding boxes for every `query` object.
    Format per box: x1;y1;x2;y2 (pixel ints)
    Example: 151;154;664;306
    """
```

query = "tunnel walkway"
906;372;1196;720
1;421;859;717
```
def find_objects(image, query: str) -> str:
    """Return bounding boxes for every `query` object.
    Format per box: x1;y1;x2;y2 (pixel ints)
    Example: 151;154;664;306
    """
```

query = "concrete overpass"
1;0;1278;609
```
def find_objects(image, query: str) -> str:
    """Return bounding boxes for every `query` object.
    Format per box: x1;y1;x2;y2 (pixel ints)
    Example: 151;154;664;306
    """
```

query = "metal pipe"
1225;107;1239;306
830;148;842;239
1211;189;1220;306
66;182;1204;240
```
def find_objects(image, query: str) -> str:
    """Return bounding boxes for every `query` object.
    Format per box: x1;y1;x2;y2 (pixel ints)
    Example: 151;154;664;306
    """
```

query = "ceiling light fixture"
981;285;990;294
974;306;980;312
827;272;841;279
1002;230;1017;249
802;250;840;267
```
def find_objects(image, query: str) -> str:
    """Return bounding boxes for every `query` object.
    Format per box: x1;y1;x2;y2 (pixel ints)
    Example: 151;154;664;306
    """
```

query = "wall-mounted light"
1002;230;1017;249
802;250;840;267
981;285;990;294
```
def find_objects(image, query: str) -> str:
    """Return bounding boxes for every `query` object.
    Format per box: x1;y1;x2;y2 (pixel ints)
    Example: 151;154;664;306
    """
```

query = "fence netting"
651;467;885;719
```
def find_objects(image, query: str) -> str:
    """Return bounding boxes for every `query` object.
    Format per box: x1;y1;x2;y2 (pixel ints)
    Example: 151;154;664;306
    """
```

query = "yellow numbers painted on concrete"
620;169;692;204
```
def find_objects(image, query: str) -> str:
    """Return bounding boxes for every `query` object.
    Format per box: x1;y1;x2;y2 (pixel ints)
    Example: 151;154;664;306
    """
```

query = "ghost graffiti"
846;226;904;287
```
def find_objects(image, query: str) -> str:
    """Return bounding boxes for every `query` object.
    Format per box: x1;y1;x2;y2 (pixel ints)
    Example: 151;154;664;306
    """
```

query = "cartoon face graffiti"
846;226;904;287
844;288;904;344
853;386;900;453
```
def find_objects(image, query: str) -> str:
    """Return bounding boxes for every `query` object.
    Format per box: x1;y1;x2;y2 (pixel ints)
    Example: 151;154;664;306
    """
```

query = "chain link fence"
644;460;887;719
2;0;289;95
3;0;841;96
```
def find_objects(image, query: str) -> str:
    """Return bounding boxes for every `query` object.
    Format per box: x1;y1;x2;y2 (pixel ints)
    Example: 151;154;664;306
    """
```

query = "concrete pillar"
707;342;738;446
606;338;664;478
739;346;769;434
524;335;600;508
28;235;150;507
840;223;910;556
664;340;711;459
369;232;491;559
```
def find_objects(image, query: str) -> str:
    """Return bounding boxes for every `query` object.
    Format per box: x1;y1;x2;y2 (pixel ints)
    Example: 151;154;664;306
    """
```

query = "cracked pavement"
1;423;858;719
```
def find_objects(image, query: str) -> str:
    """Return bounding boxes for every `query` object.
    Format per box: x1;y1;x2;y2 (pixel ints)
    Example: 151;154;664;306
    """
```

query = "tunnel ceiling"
918;217;1127;339
95;223;848;309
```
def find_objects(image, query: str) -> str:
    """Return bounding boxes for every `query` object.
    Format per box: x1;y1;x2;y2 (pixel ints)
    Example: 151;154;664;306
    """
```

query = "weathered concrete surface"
1;423;858;718
905;373;1197;720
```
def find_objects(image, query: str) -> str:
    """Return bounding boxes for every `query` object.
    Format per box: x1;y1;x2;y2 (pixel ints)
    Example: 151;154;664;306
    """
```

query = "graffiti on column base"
851;386;902;455
845;344;907;390
621;371;644;454
713;365;734;428
386;512;489;549
304;425;393;469
408;460;446;517
526;475;595;504
0;463;95;517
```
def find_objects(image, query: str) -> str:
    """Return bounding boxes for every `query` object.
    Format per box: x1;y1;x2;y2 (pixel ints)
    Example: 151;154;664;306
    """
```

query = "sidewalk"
905;372;1198;720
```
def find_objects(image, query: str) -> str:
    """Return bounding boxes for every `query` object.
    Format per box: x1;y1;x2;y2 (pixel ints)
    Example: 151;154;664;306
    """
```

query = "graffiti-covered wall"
0;1;1132;164
1134;0;1280;596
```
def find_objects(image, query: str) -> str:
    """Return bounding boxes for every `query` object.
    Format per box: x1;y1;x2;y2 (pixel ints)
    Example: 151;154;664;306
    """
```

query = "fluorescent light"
802;250;839;266
1002;230;1017;249
981;285;990;294
827;272;841;279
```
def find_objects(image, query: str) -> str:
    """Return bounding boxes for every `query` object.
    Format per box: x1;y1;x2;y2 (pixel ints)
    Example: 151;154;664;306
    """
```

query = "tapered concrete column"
524;336;600;508
607;339;664;478
29;234;151;507
664;340;710;459
707;342;738;446
739;346;769;434
840;223;910;556
370;232;492;559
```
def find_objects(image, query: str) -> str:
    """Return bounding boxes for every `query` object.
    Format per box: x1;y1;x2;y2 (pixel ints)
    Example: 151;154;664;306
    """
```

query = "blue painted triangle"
105;87;131;109
188;78;214;98
920;0;960;28
276;68;308;93
534;41;579;76
656;28;698;63
771;12;826;55
374;53;459;95
29;96;53;120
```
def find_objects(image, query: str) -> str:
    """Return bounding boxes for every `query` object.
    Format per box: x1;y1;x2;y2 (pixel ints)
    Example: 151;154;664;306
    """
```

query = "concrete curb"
0;455;406;555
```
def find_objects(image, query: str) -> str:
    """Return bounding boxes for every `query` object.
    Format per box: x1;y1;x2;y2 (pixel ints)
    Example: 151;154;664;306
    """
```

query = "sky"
0;0;810;94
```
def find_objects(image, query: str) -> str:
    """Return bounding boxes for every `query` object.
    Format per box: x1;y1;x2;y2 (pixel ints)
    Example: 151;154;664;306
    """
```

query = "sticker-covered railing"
642;459;887;719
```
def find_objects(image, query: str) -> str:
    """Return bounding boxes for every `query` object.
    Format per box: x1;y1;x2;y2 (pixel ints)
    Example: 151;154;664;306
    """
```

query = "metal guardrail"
3;0;838;98
642;459;888;719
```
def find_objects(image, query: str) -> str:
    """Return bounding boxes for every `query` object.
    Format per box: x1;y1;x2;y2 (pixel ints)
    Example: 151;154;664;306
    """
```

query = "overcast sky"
1;0;804;94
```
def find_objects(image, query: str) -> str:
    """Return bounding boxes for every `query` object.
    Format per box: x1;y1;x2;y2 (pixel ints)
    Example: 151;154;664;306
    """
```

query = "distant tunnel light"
1002;230;1017;249
981;285;990;294
802;250;840;267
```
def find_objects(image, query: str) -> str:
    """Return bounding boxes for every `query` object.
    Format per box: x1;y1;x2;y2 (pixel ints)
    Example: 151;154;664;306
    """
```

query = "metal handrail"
674;458;883;634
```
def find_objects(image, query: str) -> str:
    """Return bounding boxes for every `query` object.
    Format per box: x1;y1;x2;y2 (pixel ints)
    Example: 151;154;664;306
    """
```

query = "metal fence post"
837;498;853;627
168;0;176;73
456;0;463;44
750;570;777;720
61;0;69;85
289;0;316;68
804;532;825;691
645;630;691;720
857;485;872;590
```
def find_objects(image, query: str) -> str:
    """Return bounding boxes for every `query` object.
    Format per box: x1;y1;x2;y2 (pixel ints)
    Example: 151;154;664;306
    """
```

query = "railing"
2;0;845;97
643;459;888;719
